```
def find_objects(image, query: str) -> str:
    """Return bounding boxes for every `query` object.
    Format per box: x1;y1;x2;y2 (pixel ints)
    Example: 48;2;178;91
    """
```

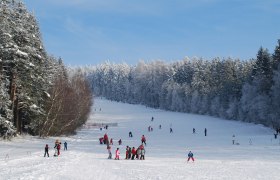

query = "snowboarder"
193;128;196;134
129;131;133;137
118;139;122;145
44;144;49;157
141;135;146;146
187;151;194;162
204;128;207;136
115;148;120;160
64;142;67;151
107;145;112;159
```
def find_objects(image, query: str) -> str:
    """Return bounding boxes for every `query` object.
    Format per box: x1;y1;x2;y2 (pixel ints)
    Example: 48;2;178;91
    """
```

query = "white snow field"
1;98;280;180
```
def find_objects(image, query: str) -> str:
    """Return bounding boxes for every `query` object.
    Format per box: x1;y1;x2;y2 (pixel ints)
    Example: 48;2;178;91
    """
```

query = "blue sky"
24;0;280;66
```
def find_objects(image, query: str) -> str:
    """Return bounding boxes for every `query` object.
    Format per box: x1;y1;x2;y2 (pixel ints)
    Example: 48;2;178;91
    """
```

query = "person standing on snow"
118;139;122;145
232;134;235;145
193;128;196;134
104;133;109;145
141;135;146;146
131;147;136;160
129;131;133;137
64;142;67;151
110;138;113;145
204;128;207;136
140;146;145;160
107;145;112;159
44;144;49;157
187;151;194;162
54;140;59;156
125;146;129;159
57;142;61;156
115;148;120;160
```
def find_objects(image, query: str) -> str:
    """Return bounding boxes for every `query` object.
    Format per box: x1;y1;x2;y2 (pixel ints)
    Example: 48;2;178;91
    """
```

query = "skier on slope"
54;140;59;156
140;146;145;160
131;147;136;160
44;144;49;157
187;151;194;162
107;145;112;159
115;148;120;160
141;135;146;146
104;133;109;145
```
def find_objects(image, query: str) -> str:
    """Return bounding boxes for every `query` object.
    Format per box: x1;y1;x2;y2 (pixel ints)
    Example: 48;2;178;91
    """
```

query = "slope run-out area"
0;98;280;180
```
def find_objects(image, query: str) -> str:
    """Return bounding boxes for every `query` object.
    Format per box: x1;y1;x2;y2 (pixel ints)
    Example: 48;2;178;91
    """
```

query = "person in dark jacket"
204;128;207;136
64;142;67;151
187;151;194;162
44;144;49;157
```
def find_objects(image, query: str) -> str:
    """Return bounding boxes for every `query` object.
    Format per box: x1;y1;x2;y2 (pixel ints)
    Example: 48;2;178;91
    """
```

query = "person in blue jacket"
187;151;194;162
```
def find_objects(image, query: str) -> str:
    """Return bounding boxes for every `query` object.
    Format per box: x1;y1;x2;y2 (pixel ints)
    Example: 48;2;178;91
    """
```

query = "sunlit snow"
0;98;279;180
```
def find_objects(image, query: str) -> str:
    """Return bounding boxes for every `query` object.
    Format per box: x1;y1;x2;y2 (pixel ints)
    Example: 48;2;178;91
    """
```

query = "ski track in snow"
1;98;280;180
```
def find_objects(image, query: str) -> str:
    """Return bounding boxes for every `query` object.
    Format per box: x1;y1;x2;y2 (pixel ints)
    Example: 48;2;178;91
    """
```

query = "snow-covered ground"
1;98;280;180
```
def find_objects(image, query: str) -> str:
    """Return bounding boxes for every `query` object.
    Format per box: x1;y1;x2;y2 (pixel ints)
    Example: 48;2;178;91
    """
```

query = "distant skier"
193;128;196;134
107;145;112;159
136;147;141;159
125;146;130;159
64;142;67;151
57;142;61;156
187;151;194;162
141;135;146;146
274;133;278;139
151;117;154;121
204;128;207;136
129;131;133;137
110;138;113;145
99;137;104;144
118;139;122;145
159;125;162;129
115;148;120;160
44;144;49;157
232;134;235;145
131;147;136;160
140;146;145;160
104;133;109;145
54;140;59;156
170;128;173;133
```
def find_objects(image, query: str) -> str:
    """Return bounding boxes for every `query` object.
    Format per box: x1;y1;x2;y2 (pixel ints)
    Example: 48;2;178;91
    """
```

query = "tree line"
0;0;93;138
84;40;280;129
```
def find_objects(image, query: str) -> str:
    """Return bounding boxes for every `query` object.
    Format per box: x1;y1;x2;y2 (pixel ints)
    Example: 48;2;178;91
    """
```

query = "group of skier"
192;128;207;136
44;140;67;157
101;130;147;160
124;144;145;160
